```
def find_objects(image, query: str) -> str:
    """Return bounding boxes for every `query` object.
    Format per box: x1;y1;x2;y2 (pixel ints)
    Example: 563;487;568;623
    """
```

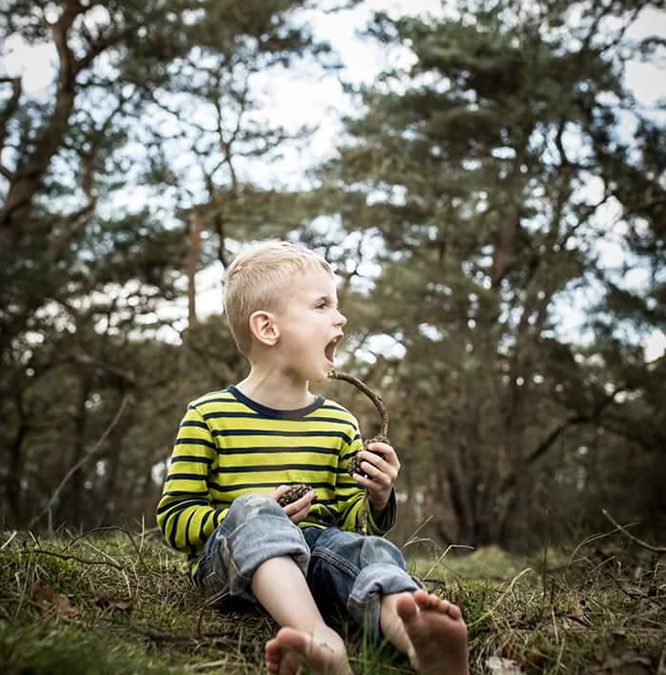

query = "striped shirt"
156;386;396;576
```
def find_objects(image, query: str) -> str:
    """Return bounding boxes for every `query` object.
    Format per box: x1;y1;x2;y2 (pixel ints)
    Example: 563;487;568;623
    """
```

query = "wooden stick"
328;369;389;441
602;509;666;554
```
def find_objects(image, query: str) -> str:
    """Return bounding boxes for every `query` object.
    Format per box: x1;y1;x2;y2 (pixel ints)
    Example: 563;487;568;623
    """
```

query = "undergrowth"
0;527;664;674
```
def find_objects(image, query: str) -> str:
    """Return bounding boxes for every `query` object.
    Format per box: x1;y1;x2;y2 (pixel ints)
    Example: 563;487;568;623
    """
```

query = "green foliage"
0;622;178;675
0;0;327;529
1;0;664;555
316;0;666;549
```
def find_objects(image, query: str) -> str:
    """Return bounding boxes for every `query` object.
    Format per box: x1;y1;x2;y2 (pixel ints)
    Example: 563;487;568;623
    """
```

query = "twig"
66;524;148;573
1;530;17;550
102;618;239;648
328;370;389;440
602;509;666;554
32;548;123;570
401;516;434;551
603;570;665;609
29;393;130;530
186;659;244;672
138;626;237;647
79;539;132;597
66;525;131;550
567;524;632;568
328;369;391;536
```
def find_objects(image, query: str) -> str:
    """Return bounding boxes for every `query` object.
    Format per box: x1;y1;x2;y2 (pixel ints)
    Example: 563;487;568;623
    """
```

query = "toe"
446;603;462;621
413;589;430;607
266;638;280;661
395;592;419;623
265;641;280;674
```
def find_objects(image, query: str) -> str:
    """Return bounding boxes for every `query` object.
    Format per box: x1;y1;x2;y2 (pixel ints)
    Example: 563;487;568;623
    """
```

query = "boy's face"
273;266;347;383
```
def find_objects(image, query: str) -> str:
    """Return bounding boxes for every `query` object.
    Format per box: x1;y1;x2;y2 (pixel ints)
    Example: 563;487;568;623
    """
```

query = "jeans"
195;493;421;636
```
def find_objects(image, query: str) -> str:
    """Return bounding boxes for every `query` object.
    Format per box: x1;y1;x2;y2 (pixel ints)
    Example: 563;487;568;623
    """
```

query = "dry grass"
0;526;664;674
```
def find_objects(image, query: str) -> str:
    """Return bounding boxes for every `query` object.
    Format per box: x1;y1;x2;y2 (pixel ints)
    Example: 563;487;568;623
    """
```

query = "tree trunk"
0;6;80;251
187;210;202;330
6;402;28;525
58;365;93;525
100;391;134;525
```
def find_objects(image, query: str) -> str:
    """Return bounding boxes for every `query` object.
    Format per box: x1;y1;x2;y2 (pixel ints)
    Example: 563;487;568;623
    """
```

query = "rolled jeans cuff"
197;494;310;603
347;563;421;635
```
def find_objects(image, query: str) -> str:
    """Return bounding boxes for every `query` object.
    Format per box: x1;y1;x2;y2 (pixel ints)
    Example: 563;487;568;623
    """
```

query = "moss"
0;621;177;675
0;533;663;674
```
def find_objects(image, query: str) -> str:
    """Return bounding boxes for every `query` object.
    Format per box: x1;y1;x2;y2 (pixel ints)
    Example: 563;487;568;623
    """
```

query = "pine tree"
322;0;665;547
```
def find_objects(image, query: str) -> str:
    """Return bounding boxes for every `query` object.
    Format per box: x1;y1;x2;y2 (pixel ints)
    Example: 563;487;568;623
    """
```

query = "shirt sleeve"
156;405;229;556
336;416;397;535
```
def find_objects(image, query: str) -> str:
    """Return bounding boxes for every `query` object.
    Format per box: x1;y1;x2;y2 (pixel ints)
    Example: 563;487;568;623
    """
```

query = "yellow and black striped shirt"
156;386;396;576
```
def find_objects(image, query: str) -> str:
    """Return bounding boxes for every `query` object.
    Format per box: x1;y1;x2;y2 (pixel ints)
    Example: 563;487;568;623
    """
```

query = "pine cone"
348;454;367;478
348;435;388;478
277;483;312;507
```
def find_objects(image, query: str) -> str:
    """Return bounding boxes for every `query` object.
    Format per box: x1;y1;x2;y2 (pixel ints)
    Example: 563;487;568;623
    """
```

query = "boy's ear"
248;310;280;346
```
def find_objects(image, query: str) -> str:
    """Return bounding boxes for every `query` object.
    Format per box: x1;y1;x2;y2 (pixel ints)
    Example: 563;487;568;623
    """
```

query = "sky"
1;0;665;360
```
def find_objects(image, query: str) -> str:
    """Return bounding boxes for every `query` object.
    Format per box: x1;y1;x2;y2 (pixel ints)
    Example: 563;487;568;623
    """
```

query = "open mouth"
324;335;342;367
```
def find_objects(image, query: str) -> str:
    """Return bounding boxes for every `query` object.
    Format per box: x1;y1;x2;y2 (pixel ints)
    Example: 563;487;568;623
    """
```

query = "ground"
0;529;663;674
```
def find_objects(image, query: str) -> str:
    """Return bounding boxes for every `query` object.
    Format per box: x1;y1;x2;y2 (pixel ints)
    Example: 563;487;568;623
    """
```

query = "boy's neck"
236;366;316;411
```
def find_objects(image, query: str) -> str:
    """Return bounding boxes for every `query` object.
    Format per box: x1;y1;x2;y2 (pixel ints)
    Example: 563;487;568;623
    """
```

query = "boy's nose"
336;310;347;327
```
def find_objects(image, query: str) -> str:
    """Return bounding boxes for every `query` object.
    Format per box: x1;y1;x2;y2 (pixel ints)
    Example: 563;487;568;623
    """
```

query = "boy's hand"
270;485;316;524
352;441;400;512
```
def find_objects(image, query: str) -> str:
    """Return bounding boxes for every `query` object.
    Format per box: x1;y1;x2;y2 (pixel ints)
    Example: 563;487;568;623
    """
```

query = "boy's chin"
309;369;330;383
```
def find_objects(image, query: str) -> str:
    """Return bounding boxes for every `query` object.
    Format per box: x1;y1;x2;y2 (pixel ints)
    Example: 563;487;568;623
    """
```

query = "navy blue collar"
227;385;325;419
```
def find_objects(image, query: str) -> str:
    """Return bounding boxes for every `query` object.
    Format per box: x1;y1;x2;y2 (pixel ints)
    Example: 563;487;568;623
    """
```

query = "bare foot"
265;626;351;675
395;589;469;675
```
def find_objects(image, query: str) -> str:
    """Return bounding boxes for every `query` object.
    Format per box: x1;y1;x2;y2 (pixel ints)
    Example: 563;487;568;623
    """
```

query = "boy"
157;241;468;675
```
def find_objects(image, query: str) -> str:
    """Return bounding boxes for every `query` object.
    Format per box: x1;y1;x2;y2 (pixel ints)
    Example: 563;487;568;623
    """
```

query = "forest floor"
0;527;664;674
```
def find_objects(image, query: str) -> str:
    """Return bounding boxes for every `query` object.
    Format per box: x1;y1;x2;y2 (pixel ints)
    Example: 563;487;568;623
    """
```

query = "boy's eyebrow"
315;294;337;305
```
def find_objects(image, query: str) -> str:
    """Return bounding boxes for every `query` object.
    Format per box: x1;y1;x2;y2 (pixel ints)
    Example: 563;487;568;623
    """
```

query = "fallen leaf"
52;593;81;617
31;579;55;609
94;588;133;613
31;579;80;617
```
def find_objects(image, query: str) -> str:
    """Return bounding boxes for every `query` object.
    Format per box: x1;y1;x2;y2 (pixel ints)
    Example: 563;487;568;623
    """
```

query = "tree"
321;0;666;548
0;0;330;527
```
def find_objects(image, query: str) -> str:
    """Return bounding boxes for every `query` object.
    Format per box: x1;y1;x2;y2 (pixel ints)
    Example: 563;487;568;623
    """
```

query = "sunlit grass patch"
1;529;664;674
407;544;532;583
407;541;665;673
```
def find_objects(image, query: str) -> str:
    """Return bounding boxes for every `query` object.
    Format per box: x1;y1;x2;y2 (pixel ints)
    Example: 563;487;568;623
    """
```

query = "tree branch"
0;76;22;154
602;509;666;554
526;386;626;466
32;548;124;570
29;393;132;530
328;370;389;440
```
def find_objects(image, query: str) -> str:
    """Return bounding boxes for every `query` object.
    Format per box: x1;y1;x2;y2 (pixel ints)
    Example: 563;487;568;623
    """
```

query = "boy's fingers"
282;491;315;515
359;460;382;479
270;485;291;501
358;454;398;484
366;441;391;453
287;499;313;523
364;445;400;470
366;441;396;457
360;451;391;474
352;472;372;488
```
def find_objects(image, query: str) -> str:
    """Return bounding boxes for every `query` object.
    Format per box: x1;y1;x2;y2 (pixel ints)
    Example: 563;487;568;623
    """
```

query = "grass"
0;527;664;674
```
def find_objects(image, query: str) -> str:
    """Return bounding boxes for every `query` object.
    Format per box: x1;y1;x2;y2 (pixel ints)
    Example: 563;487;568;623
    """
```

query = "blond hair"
224;240;333;356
